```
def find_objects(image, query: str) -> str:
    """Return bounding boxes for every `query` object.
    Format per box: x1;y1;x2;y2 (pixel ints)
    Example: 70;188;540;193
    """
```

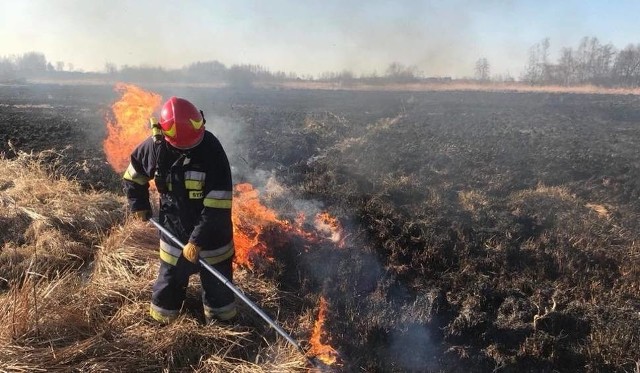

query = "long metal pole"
149;218;310;359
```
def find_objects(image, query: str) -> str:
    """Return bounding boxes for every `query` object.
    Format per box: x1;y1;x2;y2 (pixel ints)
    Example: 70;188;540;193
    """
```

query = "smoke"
203;113;249;180
3;1;592;79
339;3;475;77
388;324;440;371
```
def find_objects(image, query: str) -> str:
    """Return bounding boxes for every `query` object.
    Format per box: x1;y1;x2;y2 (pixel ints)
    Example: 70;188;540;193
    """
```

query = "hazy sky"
2;0;639;78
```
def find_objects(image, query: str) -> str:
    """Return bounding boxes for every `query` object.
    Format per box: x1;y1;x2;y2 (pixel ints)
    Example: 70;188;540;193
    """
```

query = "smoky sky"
2;0;639;78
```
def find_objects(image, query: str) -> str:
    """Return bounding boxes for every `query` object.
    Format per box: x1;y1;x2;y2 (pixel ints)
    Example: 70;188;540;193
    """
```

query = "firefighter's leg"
200;256;237;323
150;249;192;323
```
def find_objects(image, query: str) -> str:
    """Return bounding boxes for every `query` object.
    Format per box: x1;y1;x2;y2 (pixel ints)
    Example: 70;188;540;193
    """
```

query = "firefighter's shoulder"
201;131;227;153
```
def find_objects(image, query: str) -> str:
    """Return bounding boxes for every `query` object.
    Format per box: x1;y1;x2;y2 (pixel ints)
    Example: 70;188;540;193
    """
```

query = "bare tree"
522;38;550;84
611;44;640;86
104;62;118;75
540;38;552;82
474;57;490;81
16;51;47;75
523;37;617;86
575;36;615;84
384;62;420;83
557;47;577;85
0;57;16;79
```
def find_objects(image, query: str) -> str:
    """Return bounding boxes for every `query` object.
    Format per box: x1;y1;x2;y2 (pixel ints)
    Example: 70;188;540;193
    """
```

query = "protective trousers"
150;255;236;323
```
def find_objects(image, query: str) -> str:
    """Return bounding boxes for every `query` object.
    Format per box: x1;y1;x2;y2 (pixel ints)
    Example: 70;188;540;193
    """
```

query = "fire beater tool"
149;218;326;369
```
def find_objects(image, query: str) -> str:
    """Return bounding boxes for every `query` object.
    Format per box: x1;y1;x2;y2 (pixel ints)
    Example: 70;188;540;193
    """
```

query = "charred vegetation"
1;84;639;372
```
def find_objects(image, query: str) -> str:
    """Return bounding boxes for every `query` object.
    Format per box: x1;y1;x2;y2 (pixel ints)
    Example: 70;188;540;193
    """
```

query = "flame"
232;183;290;268
314;212;345;248
230;187;342;362
231;184;347;268
104;83;163;172
309;296;339;365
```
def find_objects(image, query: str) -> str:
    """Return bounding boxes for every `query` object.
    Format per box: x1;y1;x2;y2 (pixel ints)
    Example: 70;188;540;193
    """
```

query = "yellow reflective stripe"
150;307;171;323
159;248;179;265
150;303;179;316
123;164;149;185
167;182;172;191
216;308;237;321
160;240;182;256
204;302;237;321
203;247;234;265
216;308;238;321
200;241;233;258
149;303;179;323
185;171;205;190
203;191;233;208
160;241;232;265
206;190;233;199
185;180;204;190
203;198;232;209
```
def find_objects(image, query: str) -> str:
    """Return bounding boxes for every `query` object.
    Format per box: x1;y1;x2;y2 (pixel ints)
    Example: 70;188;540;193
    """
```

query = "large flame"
309;296;339;365
232;183;290;268
104;82;163;173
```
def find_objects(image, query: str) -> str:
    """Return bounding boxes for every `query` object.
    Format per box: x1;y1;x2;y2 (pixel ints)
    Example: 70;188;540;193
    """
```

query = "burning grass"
0;151;311;372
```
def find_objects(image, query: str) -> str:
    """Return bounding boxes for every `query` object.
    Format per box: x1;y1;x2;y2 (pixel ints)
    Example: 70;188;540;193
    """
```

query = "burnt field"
1;83;640;372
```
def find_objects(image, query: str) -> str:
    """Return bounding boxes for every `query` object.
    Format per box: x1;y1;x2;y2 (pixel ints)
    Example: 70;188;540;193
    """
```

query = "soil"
1;82;639;372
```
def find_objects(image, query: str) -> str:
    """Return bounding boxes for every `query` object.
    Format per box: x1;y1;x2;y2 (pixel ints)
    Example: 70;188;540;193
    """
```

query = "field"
1;83;639;372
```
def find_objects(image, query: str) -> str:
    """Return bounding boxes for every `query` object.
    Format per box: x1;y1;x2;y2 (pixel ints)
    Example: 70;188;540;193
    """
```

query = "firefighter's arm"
123;139;154;218
189;139;233;247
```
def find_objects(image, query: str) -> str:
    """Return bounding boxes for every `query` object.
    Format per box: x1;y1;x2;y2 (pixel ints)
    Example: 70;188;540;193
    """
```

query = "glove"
132;210;151;221
183;242;201;263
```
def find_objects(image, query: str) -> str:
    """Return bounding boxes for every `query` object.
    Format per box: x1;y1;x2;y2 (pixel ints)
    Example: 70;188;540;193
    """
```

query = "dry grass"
0;151;310;372
274;80;640;96
458;190;489;213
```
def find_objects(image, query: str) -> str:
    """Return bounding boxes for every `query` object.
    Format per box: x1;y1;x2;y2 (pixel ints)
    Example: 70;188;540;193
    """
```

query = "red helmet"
159;97;205;149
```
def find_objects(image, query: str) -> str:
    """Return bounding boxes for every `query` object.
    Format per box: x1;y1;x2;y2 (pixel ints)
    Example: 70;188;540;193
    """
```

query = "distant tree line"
0;51;434;86
520;36;640;86
6;38;640;87
0;51;67;81
0;51;303;86
110;61;304;87
318;62;434;85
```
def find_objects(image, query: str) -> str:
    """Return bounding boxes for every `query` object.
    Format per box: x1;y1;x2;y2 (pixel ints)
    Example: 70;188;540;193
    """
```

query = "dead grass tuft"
458;190;489;213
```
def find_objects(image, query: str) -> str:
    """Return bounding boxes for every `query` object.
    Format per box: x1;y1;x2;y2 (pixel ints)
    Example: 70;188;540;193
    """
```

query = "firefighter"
123;96;236;324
